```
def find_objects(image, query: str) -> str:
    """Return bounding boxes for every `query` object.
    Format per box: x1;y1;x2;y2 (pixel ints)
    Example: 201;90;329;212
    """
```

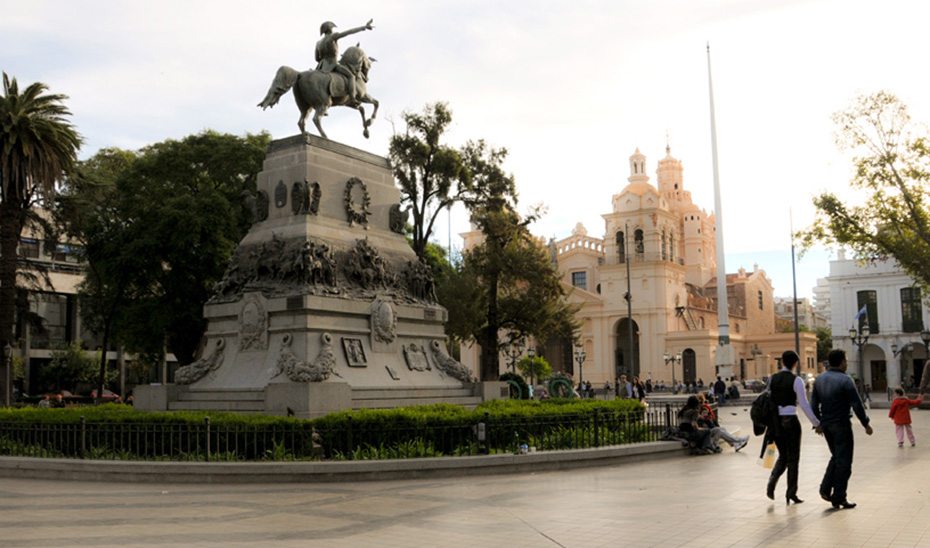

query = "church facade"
544;147;816;386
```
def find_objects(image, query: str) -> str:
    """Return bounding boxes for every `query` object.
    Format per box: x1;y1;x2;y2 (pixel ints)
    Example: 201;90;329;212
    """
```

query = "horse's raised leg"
356;106;370;139
367;96;379;123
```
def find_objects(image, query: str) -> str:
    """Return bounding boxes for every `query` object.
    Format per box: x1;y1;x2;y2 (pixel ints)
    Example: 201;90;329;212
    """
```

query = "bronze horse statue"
258;46;379;139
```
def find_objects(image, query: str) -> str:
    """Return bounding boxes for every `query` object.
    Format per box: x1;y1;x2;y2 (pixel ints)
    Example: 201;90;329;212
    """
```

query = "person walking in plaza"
889;387;922;447
810;349;873;509
714;376;726;407
766;351;820;505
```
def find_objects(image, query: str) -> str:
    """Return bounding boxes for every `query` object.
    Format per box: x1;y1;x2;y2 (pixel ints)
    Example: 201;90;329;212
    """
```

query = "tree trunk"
97;320;110;404
479;274;500;381
0;199;25;406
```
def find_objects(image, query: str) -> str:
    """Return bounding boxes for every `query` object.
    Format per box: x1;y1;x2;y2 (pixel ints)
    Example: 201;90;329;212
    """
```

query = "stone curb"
0;440;689;484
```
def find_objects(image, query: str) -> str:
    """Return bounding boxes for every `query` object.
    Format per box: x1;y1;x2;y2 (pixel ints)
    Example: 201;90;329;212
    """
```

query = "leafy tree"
60;131;270;387
390;102;467;260
799;91;930;292
439;144;580;381
58;148;140;398
0;73;81;405
41;340;106;392
517;355;552;383
815;327;832;364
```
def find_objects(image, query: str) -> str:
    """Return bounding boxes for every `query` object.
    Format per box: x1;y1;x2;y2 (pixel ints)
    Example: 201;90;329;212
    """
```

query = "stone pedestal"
138;134;478;416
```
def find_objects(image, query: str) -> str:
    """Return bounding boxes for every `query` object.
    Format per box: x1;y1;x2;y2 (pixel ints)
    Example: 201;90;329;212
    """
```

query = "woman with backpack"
766;350;821;505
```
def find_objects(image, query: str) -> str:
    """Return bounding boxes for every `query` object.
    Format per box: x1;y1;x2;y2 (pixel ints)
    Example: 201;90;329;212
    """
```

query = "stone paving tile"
1;406;928;547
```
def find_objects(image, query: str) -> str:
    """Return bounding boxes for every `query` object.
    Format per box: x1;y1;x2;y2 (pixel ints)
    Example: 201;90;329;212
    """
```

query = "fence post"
665;403;671;430
474;411;490;455
593;408;600;448
346;415;353;461
481;411;490;455
80;416;86;459
204;417;211;462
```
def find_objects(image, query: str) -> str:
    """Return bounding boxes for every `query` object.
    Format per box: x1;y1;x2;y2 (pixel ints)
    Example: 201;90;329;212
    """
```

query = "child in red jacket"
889;387;923;447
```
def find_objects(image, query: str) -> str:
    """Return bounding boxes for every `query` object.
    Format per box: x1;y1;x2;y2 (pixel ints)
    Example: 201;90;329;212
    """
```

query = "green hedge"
0;399;650;461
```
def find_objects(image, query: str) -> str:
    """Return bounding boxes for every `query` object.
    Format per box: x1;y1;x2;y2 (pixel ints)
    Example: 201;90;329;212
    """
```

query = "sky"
4;0;928;300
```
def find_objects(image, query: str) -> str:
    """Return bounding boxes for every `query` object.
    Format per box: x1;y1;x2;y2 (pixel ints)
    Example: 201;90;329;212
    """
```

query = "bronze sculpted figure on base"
258;19;379;139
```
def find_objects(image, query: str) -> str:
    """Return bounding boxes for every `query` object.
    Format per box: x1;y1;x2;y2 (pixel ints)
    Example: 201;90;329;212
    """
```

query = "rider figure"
315;19;373;107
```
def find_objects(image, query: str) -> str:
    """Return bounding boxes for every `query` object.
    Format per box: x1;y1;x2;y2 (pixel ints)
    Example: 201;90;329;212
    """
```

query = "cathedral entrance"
615;318;640;379
682;349;696;383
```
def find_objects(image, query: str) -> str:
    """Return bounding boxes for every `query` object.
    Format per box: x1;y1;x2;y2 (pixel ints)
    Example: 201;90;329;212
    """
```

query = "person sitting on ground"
38;395;51;408
697;394;717;428
678;395;749;453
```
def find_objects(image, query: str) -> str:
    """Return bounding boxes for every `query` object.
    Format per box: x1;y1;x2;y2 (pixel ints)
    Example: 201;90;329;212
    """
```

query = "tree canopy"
0;73;81;406
436;144;579;381
799;91;930;293
60;131;270;382
390;102;468;259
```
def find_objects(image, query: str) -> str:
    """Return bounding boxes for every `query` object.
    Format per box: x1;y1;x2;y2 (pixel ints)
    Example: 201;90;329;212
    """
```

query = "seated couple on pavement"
678;395;749;454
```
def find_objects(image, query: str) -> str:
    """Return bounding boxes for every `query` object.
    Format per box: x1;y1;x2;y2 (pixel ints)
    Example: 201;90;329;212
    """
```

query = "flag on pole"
853;305;867;320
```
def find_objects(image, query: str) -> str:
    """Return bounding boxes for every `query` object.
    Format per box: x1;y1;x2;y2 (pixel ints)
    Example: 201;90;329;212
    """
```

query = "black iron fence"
0;403;685;462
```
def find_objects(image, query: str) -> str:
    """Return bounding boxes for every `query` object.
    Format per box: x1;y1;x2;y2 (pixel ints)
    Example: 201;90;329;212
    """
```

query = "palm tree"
0;73;81;406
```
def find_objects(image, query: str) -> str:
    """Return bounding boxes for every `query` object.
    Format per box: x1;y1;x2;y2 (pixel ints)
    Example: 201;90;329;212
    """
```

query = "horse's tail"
257;66;300;109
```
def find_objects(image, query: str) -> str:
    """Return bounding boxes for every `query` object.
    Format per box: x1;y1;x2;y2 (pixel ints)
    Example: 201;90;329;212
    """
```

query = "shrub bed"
0;399;651;461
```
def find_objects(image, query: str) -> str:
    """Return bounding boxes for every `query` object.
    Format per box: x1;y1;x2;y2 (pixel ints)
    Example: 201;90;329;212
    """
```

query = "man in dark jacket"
714;376;727;407
810;349;873;509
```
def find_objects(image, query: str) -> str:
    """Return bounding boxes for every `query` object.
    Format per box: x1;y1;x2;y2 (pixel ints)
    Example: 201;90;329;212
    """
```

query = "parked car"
43;389;75;398
745;379;766;393
90;389;120;401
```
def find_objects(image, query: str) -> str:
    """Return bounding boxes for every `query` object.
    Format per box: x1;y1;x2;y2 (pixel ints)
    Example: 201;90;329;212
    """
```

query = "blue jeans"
820;420;855;502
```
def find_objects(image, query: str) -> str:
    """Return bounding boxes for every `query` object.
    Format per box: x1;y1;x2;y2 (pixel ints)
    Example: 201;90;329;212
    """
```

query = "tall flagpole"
790;209;800;355
707;43;735;378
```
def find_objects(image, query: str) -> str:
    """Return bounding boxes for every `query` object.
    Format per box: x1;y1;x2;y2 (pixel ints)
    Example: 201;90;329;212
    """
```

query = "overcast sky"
4;0;928;300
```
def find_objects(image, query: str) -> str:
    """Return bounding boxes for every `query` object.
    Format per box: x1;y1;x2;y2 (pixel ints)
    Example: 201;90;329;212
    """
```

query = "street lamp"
507;341;524;374
2;341;12;408
849;320;870;396
664;351;682;391
526;346;537;398
891;340;912;395
574;346;587;389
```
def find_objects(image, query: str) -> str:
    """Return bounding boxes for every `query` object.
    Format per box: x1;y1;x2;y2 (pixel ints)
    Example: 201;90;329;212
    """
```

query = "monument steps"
169;389;266;413
351;387;483;410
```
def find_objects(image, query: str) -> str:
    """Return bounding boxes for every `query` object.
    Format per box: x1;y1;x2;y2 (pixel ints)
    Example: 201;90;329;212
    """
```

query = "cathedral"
541;147;817;386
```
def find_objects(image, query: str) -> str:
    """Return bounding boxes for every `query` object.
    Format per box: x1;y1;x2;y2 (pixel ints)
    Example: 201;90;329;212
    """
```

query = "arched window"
669;234;675;262
634;229;644;254
661;231;667;261
616;231;625;262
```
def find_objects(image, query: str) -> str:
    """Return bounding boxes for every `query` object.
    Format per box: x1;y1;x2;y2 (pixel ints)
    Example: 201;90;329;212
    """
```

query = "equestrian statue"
258;19;379;139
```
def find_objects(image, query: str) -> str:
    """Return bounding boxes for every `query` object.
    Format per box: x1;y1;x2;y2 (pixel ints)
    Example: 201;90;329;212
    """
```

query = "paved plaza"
1;406;928;548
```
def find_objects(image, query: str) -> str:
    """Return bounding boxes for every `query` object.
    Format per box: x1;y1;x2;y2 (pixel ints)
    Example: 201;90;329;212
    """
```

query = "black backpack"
750;390;776;436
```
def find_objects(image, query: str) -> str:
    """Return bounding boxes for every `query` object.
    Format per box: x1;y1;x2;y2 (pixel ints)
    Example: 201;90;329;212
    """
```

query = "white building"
773;297;829;330
827;249;929;392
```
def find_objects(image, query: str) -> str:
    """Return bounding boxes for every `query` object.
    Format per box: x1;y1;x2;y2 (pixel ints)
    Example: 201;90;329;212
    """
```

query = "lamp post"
849;321;870;396
507;341;524;374
574;346;587;390
891;340;912;398
664;351;682;392
526;346;537;398
2;341;12;408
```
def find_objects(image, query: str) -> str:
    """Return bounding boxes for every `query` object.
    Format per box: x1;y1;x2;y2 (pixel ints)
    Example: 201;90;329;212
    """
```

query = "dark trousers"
820;420;855;502
769;416;802;498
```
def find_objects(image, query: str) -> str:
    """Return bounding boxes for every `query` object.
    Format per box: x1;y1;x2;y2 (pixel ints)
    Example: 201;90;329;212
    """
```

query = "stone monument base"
133;134;507;417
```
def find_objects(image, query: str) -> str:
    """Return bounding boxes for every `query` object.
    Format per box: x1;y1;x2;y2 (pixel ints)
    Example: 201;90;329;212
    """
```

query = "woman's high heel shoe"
787;496;804;505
